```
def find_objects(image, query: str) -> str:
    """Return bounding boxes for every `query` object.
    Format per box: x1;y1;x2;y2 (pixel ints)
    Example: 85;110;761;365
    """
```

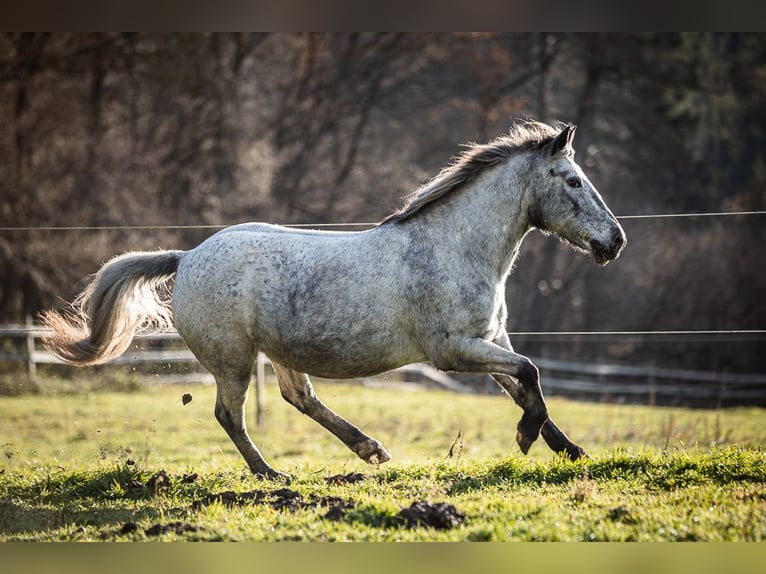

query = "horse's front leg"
491;332;587;460
432;336;548;453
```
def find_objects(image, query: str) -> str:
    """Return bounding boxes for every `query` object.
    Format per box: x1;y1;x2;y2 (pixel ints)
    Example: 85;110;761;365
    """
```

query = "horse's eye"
566;177;582;188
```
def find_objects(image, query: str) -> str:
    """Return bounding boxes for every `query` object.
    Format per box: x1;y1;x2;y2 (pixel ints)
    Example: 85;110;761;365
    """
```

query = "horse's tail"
40;250;183;366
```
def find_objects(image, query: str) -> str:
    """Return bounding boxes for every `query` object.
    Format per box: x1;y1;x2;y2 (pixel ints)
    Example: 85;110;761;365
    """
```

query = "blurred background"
0;33;764;402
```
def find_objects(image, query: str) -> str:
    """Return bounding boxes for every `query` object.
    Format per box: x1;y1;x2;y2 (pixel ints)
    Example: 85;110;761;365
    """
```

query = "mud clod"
397;501;465;530
607;505;638;524
191;488;355;518
314;495;356;521
120;522;138;535
191;488;303;511
325;472;366;485
146;470;171;493
270;488;304;511
144;521;198;536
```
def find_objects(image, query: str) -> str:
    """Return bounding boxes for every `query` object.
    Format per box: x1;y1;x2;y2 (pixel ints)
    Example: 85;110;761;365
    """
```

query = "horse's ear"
548;124;576;157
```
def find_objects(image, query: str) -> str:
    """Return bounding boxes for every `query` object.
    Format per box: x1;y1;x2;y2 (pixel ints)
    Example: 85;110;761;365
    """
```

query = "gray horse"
43;121;625;480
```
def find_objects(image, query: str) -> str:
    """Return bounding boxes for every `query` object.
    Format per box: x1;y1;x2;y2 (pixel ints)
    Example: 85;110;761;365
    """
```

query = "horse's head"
527;125;626;266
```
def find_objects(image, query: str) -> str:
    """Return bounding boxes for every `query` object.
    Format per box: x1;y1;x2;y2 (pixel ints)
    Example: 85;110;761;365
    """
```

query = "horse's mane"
379;120;562;225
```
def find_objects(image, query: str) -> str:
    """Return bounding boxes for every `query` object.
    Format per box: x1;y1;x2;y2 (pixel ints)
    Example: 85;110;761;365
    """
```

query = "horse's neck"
406;169;532;280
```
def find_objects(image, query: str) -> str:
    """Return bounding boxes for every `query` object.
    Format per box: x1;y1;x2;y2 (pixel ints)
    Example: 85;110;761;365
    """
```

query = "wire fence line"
2;323;765;409
615;210;766;220
2;323;764;341
511;330;766;337
1;209;765;232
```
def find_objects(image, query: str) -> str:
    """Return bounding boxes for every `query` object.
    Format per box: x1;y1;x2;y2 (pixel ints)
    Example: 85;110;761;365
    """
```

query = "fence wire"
1;210;766;232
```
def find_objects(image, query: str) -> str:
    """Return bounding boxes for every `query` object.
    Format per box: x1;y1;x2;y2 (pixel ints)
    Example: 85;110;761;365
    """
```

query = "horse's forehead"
546;153;580;172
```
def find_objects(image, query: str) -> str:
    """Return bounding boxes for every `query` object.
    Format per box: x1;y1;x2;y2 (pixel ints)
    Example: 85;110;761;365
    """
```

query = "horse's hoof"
516;412;546;454
516;430;535;455
352;438;392;465
254;468;292;484
564;443;589;461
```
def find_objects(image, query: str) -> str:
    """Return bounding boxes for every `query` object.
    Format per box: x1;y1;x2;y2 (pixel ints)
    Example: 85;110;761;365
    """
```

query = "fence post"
648;360;656;407
25;314;37;383
255;352;266;430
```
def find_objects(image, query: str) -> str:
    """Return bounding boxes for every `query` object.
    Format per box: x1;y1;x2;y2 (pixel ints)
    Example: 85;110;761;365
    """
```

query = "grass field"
0;379;764;541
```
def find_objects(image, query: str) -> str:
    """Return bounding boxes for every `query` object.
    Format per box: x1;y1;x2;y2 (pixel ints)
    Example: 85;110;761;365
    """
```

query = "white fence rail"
2;322;766;410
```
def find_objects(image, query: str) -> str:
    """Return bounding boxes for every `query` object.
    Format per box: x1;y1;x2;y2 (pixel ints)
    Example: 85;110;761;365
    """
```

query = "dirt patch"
146;470;171;493
607;505;638;524
325;472;366;485
396;501;465;530
119;522;139;535
191;488;289;511
144;521;199;536
315;495;356;521
191;487;355;519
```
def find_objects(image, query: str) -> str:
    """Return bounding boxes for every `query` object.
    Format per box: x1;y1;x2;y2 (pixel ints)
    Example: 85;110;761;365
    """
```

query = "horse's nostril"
611;231;625;252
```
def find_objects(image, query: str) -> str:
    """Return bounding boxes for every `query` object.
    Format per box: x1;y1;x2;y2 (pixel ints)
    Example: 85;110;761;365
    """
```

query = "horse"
42;120;626;480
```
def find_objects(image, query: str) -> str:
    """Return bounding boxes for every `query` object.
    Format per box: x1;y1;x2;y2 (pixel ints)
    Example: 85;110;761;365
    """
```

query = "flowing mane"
380;120;562;225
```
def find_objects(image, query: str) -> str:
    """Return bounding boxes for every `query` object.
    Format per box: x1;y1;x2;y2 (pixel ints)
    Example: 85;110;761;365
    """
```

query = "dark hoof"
539;420;589;461
562;443;589;461
516;411;546;454
516;430;535;454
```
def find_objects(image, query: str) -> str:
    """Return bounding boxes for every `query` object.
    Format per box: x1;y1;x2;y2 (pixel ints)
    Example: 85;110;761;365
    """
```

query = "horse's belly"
265;331;422;379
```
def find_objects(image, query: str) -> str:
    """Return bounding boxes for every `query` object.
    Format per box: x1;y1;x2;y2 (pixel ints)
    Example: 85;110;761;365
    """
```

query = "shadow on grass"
0;499;163;537
0;465;202;538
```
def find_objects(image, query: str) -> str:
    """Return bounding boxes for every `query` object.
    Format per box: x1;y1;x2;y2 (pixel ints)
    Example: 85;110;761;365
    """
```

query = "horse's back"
172;223;423;378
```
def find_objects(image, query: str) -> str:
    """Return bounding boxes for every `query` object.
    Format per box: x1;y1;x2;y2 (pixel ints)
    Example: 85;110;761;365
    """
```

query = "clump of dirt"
191;487;355;519
146;470;171;493
191;488;276;510
269;488;305;511
119;522;138;535
144;521;199;536
396;501;465;530
315;495;356;521
325;472;366;485
607;505;638;524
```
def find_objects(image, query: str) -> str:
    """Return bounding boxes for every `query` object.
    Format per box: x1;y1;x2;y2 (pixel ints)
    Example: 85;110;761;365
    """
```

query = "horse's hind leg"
182;326;288;480
213;371;290;481
271;361;391;465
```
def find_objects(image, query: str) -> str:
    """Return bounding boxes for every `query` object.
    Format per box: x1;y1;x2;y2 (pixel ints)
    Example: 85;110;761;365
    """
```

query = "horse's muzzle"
590;228;626;265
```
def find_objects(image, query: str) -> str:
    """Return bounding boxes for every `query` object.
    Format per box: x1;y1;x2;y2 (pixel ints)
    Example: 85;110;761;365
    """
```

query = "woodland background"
1;33;764;373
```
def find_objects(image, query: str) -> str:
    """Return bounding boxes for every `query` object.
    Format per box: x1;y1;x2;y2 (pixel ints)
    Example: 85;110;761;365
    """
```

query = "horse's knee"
517;358;539;389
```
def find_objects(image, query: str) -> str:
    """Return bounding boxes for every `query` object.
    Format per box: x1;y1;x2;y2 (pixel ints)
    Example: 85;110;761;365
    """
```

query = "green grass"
0;380;764;541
